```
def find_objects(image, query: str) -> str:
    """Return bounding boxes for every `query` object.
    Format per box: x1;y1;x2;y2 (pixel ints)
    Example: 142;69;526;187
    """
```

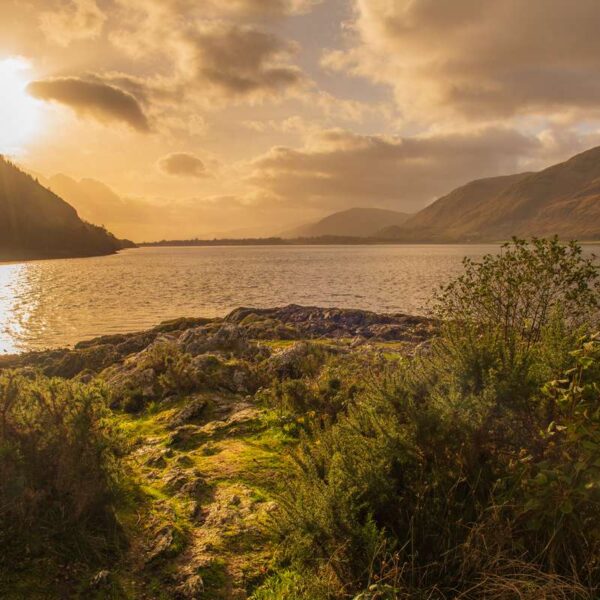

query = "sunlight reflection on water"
0;263;34;353
1;244;598;353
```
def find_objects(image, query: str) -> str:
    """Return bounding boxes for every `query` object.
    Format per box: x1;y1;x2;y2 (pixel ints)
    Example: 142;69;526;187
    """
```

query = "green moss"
197;559;229;596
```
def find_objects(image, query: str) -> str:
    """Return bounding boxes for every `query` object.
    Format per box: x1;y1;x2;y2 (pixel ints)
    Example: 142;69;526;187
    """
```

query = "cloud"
324;0;600;122
246;126;541;212
118;0;320;19
242;115;316;134
183;22;306;100
27;77;150;131
158;153;208;178
220;0;320;16
106;4;309;106
38;0;105;46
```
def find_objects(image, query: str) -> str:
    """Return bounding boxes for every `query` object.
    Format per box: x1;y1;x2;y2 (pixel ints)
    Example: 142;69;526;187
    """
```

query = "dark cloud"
185;23;305;99
27;77;150;131
158;153;208;178
247;127;541;211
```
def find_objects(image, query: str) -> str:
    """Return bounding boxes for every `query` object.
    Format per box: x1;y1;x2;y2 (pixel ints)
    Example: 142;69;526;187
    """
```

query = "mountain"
0;156;132;260
283;207;411;238
45;173;154;241
379;146;600;242
47;174;129;229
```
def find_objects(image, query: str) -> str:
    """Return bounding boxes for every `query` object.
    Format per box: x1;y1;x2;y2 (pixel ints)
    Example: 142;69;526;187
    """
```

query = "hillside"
379;146;600;241
283;207;410;238
0;157;131;260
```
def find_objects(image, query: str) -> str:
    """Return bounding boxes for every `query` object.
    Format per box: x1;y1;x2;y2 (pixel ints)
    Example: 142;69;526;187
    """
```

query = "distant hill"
0;156;132;260
283;207;411;238
47;174;128;228
379;146;600;242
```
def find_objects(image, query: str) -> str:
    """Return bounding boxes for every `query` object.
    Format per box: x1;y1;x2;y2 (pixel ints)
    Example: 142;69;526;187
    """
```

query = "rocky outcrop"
228;305;434;341
0;305;435;378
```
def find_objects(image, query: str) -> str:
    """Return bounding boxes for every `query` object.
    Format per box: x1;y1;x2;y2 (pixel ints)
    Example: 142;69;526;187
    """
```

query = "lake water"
1;244;598;353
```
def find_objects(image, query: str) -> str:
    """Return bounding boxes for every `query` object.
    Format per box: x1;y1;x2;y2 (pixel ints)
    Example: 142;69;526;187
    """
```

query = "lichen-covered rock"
146;526;176;563
163;468;206;497
1;305;434;382
178;323;250;356
229;305;435;341
264;341;344;380
168;425;202;449
168;397;208;429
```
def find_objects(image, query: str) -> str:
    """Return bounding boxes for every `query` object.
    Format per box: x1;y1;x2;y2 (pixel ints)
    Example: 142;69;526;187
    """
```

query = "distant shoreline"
138;236;600;247
2;238;599;265
0;248;125;265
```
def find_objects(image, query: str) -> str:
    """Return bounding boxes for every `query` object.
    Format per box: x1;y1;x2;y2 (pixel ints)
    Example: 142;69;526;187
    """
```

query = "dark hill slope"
379;146;600;241
379;173;531;241
0;156;129;260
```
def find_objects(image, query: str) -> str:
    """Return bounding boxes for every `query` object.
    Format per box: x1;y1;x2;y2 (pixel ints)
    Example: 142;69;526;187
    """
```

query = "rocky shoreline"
0;305;436;598
0;305;435;378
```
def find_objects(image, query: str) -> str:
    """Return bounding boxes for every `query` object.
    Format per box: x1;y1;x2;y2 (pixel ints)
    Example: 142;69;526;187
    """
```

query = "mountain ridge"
378;146;600;242
282;207;411;238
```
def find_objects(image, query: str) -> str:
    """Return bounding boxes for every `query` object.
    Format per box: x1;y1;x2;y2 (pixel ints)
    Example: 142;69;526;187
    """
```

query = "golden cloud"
158;153;208;178
39;0;106;46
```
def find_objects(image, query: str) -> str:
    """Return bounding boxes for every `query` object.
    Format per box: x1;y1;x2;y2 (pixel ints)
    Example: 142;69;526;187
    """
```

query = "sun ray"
0;57;44;156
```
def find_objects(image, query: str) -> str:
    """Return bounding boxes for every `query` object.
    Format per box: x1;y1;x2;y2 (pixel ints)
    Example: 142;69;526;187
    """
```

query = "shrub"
0;371;124;562
139;341;198;397
262;239;600;599
510;333;600;588
433;237;599;403
263;352;372;429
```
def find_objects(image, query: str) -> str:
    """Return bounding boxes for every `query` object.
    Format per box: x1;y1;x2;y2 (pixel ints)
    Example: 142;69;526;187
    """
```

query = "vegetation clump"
0;373;124;568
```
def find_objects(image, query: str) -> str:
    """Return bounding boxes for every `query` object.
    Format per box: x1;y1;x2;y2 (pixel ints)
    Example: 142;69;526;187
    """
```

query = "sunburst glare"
0;57;44;156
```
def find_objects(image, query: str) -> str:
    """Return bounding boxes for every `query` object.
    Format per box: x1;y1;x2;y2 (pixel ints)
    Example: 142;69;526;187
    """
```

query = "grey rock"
168;397;207;429
179;322;249;356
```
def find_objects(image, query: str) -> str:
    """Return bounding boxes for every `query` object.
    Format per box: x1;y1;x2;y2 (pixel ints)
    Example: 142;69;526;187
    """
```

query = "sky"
2;0;600;241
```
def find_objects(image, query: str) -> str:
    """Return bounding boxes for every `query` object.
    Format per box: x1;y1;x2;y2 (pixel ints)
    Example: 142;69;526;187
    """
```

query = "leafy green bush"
0;371;124;562
261;239;600;599
433;237;598;403
511;333;600;587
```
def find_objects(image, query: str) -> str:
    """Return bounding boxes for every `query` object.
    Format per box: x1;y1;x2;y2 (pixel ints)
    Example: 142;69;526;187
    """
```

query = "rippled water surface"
1;244;598;353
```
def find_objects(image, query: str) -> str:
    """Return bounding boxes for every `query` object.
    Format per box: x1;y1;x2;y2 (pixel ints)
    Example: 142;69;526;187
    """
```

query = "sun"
0;57;44;156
